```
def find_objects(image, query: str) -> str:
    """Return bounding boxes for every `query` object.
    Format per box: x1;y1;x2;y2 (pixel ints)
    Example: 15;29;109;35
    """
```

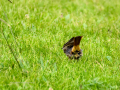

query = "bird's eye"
72;52;75;55
78;52;80;54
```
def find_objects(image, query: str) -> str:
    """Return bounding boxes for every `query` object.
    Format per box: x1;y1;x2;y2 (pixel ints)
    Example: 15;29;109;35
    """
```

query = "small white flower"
25;14;29;19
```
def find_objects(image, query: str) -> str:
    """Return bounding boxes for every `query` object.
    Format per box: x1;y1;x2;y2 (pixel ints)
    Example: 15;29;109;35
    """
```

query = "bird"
62;36;83;60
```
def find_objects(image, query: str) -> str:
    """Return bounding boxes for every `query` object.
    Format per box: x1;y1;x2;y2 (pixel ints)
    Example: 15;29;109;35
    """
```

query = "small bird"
62;36;83;60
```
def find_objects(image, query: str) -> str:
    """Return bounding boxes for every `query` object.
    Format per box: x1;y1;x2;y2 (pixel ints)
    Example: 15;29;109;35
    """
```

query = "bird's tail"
72;36;83;52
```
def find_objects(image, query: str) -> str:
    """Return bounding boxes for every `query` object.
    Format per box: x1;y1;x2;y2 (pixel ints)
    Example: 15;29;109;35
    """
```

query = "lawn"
0;0;120;89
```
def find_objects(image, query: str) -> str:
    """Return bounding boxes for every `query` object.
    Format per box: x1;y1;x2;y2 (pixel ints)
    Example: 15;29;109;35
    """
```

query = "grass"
0;0;120;89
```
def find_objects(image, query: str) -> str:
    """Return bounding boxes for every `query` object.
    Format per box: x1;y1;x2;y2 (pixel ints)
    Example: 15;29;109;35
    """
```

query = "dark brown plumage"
62;36;83;59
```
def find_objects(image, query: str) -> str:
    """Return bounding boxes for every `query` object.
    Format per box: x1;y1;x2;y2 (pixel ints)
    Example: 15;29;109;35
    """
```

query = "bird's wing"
63;37;74;48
